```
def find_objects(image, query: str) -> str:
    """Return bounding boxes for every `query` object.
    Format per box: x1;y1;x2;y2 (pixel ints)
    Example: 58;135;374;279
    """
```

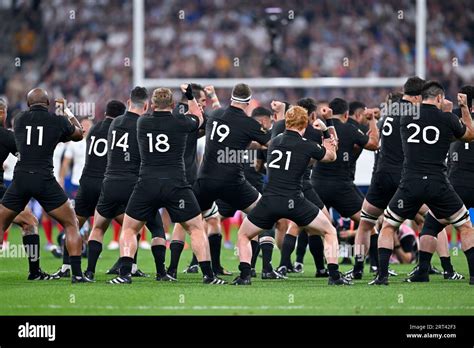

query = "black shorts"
74;176;104;218
126;178;201;223
452;183;474;209
365;171;401;210
1;171;68;213
216;199;237;219
312;179;363;218
96;178;137;219
193;178;260;213
248;194;320;230
387;176;464;222
303;185;325;210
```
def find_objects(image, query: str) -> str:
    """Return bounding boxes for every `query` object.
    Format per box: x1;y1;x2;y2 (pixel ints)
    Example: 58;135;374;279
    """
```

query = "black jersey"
448;108;474;186
104;111;141;180
172;102;206;184
13;105;75;177
0;128;17;184
199;106;271;182
312;118;368;182
375;100;411;174
265;130;326;196
81;117;114;179
400;104;466;179
137;111;200;181
347;118;369;180
272;119;322;183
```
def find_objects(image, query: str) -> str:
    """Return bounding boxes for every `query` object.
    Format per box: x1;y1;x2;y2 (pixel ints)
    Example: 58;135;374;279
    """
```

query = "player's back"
14;105;75;177
375;100;410;174
313;118;367;182
448;108;474;185
82;117;114;179
199;106;271;181
265;130;325;197
400;104;466;178
137;111;199;181
104;111;141;180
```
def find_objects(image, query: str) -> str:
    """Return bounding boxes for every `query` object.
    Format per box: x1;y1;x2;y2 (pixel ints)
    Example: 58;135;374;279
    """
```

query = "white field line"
2;304;474;312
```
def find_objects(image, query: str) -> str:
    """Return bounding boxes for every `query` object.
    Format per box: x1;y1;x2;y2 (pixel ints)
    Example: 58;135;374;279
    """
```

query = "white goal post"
133;0;427;89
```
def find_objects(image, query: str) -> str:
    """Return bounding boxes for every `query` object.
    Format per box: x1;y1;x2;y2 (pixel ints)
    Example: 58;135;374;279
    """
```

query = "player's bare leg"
167;222;187;277
350;200;383;279
181;214;226;284
232;217;262;285
275;218;288;250
107;214;144;284
277;221;299;275
304;211;351;285
435;229;463;279
371;217;397;285
47;201;90;282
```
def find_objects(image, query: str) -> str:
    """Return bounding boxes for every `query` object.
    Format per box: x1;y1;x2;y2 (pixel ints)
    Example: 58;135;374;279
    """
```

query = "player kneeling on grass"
108;84;226;285
232;106;351;285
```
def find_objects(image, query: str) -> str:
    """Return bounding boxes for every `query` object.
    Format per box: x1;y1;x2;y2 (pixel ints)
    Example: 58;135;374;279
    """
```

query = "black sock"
260;241;274;272
296;232;308;263
418;251;433;275
62;240;70;265
239;262;251;278
119;257;133;276
440;256;454;274
86;240;102;273
151;245;166;275
168;240;184;272
327;263;340;280
133;234;140;265
209;234;223;272
378;248;393;278
308;235;325;271
23;234;40;274
250;240;260;269
369;234;379;267
199;261;214;278
70;256;82;277
463;247;474;278
190;253;198;266
353;254;365;273
279;235;296;268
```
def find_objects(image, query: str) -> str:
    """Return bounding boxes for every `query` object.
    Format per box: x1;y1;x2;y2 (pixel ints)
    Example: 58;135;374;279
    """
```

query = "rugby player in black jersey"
0;88;90;283
406;85;474;283
312;98;379;227
0;97;56;280
232;106;351;285
272;98;330;278
109;85;226;285
347;77;425;280
373;81;474;286
85;88;167;281
51;100;126;278
193;83;281;241
167;84;232;278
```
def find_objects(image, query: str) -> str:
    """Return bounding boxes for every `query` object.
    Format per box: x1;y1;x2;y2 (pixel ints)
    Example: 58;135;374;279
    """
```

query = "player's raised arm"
363;109;379;151
181;83;204;128
458;93;474;142
314;119;337;162
204;85;221;110
55;98;84;141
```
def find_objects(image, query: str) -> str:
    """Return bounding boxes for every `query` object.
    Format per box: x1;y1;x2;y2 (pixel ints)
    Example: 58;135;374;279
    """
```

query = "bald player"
0;88;91;283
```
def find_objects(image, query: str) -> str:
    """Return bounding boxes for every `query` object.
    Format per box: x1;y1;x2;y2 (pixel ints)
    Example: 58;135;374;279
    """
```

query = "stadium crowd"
1;0;473;122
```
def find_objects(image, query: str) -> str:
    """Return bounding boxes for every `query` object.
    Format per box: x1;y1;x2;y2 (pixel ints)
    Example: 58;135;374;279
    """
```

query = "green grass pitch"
0;226;473;316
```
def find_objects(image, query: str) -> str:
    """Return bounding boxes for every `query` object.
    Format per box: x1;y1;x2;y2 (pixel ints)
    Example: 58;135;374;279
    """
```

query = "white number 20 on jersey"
268;150;292;170
406;123;440;144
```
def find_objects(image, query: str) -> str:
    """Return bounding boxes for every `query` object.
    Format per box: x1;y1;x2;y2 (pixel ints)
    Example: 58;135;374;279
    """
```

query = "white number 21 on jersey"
268;150;292;170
